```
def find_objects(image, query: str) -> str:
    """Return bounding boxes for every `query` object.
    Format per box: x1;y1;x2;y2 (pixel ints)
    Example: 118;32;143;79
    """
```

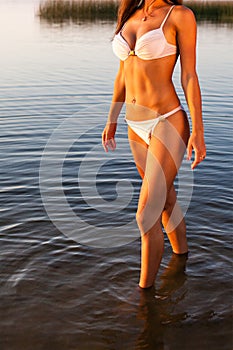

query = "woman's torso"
112;5;181;119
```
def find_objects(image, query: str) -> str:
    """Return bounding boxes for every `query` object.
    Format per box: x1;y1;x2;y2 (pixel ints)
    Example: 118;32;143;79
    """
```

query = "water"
0;1;232;349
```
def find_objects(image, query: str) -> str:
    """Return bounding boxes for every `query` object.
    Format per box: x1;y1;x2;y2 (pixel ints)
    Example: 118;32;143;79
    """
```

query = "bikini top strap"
160;5;175;28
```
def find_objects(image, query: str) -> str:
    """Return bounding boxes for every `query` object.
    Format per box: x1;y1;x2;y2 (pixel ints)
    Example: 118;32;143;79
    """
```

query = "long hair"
115;0;183;34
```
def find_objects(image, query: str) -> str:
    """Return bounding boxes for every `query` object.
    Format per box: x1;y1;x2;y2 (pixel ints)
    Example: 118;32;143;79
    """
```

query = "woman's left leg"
137;111;189;288
162;184;188;254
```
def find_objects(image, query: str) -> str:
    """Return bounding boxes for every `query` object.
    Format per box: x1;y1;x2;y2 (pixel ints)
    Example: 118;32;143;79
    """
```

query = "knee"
136;210;147;234
163;193;176;214
163;186;177;213
136;209;161;235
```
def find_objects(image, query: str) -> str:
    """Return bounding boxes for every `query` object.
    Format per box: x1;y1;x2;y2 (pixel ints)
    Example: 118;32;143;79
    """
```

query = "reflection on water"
135;254;189;349
0;1;232;349
157;253;188;300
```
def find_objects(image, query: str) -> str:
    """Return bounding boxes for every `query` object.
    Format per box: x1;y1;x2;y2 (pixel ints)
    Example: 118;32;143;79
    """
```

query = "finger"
103;143;108;153
186;142;193;160
191;153;205;170
112;138;116;150
102;133;109;153
191;159;199;170
103;139;109;153
108;138;116;151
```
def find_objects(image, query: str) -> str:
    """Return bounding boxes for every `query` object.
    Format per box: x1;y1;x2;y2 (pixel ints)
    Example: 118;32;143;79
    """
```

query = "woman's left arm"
175;6;206;169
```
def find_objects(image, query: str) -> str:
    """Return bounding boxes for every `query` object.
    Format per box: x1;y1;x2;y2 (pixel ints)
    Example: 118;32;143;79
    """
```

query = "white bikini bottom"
125;105;184;145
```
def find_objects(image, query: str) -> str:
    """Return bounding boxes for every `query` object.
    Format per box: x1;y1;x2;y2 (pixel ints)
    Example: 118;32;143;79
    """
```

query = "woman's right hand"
102;122;117;152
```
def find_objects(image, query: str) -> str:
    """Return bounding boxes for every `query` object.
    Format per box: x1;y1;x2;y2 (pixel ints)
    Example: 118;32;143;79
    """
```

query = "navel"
132;97;136;104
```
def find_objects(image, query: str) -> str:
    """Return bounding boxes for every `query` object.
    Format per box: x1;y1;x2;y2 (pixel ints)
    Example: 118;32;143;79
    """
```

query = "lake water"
0;1;232;349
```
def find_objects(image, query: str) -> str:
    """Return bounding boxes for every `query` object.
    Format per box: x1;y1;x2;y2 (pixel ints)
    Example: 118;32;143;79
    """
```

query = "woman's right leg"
128;125;168;288
128;126;164;289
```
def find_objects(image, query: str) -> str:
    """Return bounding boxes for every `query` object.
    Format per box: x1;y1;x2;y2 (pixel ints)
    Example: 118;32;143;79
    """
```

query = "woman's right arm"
102;60;125;152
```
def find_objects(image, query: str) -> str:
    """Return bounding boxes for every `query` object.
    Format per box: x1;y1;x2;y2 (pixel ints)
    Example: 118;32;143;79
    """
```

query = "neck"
144;0;166;8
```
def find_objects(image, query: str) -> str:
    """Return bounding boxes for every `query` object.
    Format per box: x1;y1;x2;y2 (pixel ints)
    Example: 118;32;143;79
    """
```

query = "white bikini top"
112;5;177;61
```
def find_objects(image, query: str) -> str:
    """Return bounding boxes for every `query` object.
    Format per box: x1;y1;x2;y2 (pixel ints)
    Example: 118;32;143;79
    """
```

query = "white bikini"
125;105;184;145
112;6;184;145
112;5;177;61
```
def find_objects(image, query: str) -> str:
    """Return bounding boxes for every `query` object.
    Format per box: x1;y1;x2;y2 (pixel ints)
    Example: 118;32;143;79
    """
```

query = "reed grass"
187;1;233;24
38;0;233;24
38;0;119;23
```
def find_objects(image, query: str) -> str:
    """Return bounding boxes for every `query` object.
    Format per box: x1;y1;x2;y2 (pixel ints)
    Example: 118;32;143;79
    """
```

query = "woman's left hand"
187;132;206;169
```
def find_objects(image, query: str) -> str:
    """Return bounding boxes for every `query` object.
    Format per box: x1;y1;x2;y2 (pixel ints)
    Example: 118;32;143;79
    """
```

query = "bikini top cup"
112;5;177;61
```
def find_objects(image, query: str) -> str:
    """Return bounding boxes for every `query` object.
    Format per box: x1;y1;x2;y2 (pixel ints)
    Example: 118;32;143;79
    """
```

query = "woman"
102;0;206;289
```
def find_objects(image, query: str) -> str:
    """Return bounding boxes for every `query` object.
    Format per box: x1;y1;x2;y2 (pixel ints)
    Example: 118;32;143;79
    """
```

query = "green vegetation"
38;0;119;23
187;1;233;24
38;0;233;24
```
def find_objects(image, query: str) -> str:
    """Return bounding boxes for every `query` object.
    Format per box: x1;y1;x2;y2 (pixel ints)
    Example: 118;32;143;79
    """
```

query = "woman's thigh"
127;125;148;179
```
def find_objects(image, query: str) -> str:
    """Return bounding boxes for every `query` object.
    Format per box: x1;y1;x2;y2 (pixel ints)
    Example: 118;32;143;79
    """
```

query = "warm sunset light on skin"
0;1;232;348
